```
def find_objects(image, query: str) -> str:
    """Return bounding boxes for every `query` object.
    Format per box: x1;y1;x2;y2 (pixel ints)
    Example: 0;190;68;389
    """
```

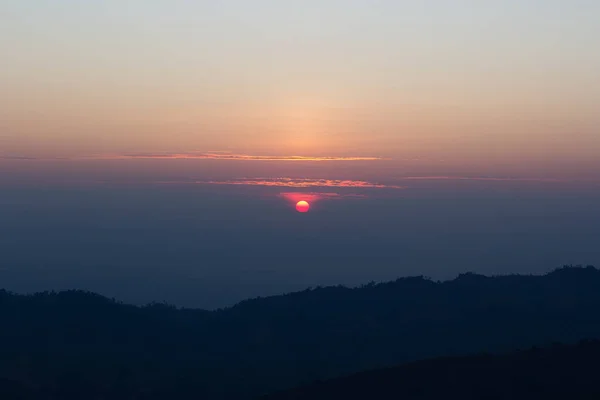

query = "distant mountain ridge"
261;339;600;400
1;265;600;399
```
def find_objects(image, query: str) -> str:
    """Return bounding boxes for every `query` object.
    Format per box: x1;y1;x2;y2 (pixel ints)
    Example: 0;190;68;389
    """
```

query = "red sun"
296;201;310;213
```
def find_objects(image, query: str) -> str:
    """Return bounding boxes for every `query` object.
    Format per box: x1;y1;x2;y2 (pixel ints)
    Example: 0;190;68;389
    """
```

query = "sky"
1;1;599;308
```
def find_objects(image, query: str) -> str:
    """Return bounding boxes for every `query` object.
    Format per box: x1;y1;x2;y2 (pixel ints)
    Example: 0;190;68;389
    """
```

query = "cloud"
278;192;366;204
398;176;563;182
0;156;38;160
0;155;71;161
198;178;404;189
89;152;384;162
2;152;385;163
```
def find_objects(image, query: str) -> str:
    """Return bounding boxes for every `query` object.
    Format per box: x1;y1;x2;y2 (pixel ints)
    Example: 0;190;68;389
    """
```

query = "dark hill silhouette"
261;340;600;400
0;378;37;400
1;265;600;399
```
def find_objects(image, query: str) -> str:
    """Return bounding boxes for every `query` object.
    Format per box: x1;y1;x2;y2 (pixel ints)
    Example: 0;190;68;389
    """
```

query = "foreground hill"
1;266;600;398
262;340;600;400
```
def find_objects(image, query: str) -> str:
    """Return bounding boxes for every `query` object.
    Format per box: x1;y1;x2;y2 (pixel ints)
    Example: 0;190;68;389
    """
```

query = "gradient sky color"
1;2;600;308
2;0;599;173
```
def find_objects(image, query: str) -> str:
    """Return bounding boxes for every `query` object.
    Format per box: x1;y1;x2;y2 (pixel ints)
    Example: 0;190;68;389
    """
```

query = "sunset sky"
3;1;600;167
1;1;599;307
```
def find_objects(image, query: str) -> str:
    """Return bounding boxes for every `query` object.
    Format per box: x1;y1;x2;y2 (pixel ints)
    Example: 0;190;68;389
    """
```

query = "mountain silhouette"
261;339;600;400
1;265;600;399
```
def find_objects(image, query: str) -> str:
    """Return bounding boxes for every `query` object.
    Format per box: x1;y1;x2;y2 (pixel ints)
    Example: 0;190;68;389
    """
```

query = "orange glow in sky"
2;2;600;182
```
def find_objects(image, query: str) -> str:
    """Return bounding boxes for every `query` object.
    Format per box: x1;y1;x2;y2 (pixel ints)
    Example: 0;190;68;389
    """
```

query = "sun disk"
296;201;310;213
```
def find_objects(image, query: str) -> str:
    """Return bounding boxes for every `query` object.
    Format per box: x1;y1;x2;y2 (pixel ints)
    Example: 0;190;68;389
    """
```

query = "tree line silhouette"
0;265;599;399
